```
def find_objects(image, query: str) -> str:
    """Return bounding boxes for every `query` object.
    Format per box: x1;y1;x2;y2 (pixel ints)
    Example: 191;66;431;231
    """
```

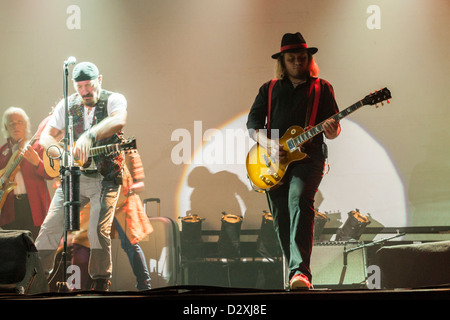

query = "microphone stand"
56;60;81;292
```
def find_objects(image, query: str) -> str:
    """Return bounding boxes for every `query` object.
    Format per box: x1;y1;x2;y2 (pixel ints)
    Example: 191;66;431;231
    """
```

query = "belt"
14;194;28;200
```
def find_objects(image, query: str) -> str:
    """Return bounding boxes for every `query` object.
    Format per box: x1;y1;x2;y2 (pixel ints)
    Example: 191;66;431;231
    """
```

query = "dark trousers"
2;195;40;240
266;157;325;282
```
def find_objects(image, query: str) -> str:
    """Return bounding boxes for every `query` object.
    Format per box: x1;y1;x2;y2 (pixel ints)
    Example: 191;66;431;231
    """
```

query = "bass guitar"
43;138;137;177
246;88;391;191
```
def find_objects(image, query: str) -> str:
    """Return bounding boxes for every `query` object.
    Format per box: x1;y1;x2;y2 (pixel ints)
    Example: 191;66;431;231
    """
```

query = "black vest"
69;89;124;183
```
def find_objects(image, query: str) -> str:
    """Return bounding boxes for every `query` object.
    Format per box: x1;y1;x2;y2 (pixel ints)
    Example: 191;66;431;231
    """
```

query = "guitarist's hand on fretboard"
322;119;340;140
73;133;94;165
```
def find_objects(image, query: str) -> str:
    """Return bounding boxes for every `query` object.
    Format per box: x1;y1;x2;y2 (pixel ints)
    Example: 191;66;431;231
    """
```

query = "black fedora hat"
271;32;318;59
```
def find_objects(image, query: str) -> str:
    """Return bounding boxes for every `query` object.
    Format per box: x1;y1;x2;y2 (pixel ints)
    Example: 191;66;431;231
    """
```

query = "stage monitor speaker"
377;240;450;289
310;241;367;288
0;230;49;294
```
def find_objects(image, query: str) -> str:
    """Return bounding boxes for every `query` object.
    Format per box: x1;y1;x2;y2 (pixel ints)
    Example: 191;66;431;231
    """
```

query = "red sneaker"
289;274;312;290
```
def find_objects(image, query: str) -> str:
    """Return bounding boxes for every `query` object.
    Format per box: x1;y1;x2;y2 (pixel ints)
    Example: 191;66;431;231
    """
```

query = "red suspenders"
266;79;278;137
308;78;321;128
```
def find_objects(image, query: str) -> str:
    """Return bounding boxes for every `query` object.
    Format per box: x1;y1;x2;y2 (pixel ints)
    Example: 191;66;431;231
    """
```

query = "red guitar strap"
266;79;278;138
308;78;321;127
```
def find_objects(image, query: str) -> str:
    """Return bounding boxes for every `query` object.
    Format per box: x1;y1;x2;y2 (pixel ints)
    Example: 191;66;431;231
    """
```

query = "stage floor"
1;285;448;312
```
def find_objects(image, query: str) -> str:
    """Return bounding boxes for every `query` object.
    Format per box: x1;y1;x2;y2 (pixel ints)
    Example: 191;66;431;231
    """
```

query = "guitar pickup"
286;139;295;151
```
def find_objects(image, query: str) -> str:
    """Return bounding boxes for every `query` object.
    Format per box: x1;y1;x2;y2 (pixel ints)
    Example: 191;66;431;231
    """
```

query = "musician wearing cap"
35;61;127;291
0;107;52;240
246;32;341;289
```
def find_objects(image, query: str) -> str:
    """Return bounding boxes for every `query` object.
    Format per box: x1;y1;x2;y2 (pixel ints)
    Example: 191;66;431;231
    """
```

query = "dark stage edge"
0;287;448;318
0;284;450;303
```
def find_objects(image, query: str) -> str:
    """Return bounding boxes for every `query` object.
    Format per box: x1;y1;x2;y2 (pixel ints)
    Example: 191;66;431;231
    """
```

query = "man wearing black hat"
35;61;127;291
247;33;340;289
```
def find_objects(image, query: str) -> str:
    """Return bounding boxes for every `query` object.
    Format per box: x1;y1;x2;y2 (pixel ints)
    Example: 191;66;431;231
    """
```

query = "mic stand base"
56;281;70;293
57;228;71;292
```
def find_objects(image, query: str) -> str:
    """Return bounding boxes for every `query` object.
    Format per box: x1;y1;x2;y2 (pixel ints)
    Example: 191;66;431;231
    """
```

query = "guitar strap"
305;77;321;128
266;77;321;137
266;79;278;138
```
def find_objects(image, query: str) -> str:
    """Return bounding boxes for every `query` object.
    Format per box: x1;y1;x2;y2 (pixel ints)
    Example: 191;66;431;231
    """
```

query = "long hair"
274;51;320;79
2;106;31;140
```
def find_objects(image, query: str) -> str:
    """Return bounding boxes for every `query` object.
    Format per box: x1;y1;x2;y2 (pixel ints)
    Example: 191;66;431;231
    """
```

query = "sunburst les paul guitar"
246;88;392;191
43;138;137;178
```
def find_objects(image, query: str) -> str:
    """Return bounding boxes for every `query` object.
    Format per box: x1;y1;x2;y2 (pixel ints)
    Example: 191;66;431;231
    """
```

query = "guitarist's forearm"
39;125;64;158
89;110;127;141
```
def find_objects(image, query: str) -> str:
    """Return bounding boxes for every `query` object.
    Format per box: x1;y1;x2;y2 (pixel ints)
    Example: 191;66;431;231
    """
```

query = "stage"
0;286;448;320
1;285;448;305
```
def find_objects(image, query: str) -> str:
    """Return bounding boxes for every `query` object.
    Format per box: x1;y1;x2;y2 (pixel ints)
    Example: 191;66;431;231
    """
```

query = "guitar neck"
3;138;37;180
292;100;365;146
89;143;121;157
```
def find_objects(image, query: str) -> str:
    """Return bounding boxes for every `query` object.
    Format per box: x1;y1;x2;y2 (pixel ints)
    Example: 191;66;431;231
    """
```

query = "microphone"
64;56;77;66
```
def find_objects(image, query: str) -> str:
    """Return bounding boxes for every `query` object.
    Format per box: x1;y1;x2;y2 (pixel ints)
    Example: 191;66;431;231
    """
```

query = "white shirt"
11;142;27;194
48;92;127;131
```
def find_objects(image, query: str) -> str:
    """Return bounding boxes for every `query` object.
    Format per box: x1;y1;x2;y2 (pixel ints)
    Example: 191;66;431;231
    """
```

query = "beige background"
1;0;449;239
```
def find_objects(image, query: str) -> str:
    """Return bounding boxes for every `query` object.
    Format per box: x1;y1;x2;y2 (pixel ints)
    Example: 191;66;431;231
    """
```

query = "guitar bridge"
259;175;274;186
267;170;280;180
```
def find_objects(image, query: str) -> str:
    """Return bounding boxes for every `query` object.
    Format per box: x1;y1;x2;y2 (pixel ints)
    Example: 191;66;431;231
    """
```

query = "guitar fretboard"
89;144;120;157
2;138;37;180
287;100;364;149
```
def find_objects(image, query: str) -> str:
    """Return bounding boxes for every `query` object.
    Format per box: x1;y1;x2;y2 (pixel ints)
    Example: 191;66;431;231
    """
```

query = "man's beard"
82;95;97;107
288;69;308;81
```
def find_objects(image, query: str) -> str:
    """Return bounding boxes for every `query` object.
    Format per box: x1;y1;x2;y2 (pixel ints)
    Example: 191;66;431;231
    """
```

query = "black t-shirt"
247;77;339;157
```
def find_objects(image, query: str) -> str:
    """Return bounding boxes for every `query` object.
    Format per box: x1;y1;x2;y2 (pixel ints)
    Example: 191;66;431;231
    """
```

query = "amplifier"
310;241;367;288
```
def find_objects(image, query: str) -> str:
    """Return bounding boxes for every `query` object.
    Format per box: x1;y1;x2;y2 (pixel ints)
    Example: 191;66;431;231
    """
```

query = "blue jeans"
114;218;151;290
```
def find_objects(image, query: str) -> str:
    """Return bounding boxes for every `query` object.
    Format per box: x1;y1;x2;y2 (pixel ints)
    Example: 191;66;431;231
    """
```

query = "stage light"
256;211;282;260
313;210;330;241
180;213;204;259
217;212;243;259
336;209;371;241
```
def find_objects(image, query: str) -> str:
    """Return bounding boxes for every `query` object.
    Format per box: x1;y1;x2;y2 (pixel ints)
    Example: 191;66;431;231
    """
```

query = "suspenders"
266;79;278;137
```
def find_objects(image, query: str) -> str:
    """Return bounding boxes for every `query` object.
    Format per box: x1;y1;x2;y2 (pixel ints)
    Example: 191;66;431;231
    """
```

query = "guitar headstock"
120;138;137;151
362;87;392;107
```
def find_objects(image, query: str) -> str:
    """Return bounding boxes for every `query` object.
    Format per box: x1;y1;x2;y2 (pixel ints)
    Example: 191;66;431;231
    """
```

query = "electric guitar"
0;137;37;210
43;138;137;177
246;88;392;191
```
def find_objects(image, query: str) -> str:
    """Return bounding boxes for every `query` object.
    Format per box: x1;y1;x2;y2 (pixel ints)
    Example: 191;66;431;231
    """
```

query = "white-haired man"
0;107;52;239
